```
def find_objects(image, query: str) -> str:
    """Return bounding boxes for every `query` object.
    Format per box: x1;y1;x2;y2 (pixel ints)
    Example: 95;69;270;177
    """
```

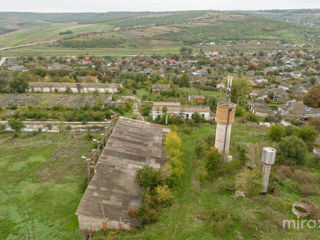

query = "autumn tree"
303;86;320;108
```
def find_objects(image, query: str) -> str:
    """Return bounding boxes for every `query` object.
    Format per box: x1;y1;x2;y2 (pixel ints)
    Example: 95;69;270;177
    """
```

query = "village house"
152;84;170;92
279;100;320;120
28;82;120;94
151;102;212;120
8;65;25;71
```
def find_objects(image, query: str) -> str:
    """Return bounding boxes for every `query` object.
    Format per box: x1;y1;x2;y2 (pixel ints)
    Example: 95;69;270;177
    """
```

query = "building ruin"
76;117;169;231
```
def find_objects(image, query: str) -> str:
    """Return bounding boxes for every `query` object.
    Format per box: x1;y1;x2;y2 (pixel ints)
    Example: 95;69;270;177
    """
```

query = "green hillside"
0;10;319;55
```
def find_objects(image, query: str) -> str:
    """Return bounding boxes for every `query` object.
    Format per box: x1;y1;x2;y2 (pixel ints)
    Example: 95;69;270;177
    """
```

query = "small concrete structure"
214;101;236;154
28;82;119;94
76;117;169;231
261;147;276;193
151;102;211;121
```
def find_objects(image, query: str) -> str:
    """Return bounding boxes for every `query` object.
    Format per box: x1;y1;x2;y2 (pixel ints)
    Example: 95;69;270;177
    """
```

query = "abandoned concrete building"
76;117;169;231
151;102;212;120
151;84;170;92
28;82;120;94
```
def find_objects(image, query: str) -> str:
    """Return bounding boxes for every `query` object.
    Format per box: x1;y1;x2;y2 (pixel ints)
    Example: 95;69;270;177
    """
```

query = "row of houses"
248;100;320;120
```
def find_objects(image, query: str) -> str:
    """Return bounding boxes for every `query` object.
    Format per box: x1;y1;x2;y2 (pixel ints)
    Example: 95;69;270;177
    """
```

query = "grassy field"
0;45;182;56
0;131;99;240
1;117;320;240
100;119;320;240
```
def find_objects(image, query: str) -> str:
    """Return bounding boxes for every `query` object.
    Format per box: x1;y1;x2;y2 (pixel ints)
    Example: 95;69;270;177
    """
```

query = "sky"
1;0;320;12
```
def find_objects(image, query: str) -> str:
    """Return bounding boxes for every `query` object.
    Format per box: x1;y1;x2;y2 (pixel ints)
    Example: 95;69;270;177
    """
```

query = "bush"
296;125;318;150
0;124;5;132
204;147;224;176
199;209;237;235
268;124;283;141
283;125;297;136
136;166;163;190
235;107;244;117
277;136;308;165
8;119;24;131
137;204;159;224
246;112;259;122
299;183;320;196
155;185;174;206
235;168;262;197
195;139;206;159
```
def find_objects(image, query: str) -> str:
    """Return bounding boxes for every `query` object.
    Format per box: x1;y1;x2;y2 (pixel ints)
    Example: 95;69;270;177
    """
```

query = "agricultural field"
0;131;99;240
0;10;319;56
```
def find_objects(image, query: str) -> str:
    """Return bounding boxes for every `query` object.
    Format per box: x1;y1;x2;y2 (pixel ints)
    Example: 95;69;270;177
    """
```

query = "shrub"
136;166;163;190
268;124;283;141
264;115;274;122
214;176;235;193
204;147;224;176
137;205;159;224
0;124;5;132
195;139;206;159
235;168;262;196
155;185;174;206
299;183;320;196
200;209;237;235
283;125;297;136
205;134;215;148
165;131;182;158
296;125;318;150
277;136;308;165
235;107;244;117
246;112;259;122
8;119;24;131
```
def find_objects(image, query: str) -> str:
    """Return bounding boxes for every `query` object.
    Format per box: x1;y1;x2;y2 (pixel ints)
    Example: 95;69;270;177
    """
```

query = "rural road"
0;40;57;51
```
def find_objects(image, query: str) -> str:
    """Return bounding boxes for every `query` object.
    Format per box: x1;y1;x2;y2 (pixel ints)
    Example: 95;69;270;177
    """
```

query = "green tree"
0;71;10;90
277;136;308;165
8;119;25;132
230;77;251;104
180;47;193;57
268;124;284;141
204;147;224;175
296;125;318;150
9;72;29;93
178;73;190;87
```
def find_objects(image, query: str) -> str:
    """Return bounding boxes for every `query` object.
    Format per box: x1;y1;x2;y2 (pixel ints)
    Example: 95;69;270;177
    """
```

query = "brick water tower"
215;101;237;155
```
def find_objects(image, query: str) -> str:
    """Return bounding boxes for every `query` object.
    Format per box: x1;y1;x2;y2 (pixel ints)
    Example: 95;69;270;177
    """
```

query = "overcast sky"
2;0;320;12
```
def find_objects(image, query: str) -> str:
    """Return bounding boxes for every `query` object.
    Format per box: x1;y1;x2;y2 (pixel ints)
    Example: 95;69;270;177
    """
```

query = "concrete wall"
215;123;232;154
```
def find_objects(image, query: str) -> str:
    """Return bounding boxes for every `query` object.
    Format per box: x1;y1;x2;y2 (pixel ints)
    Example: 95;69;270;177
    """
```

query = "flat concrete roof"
76;117;169;228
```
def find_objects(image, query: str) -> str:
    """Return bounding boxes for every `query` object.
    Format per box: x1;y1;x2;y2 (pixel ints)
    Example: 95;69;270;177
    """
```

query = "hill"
0;11;319;55
250;9;320;28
